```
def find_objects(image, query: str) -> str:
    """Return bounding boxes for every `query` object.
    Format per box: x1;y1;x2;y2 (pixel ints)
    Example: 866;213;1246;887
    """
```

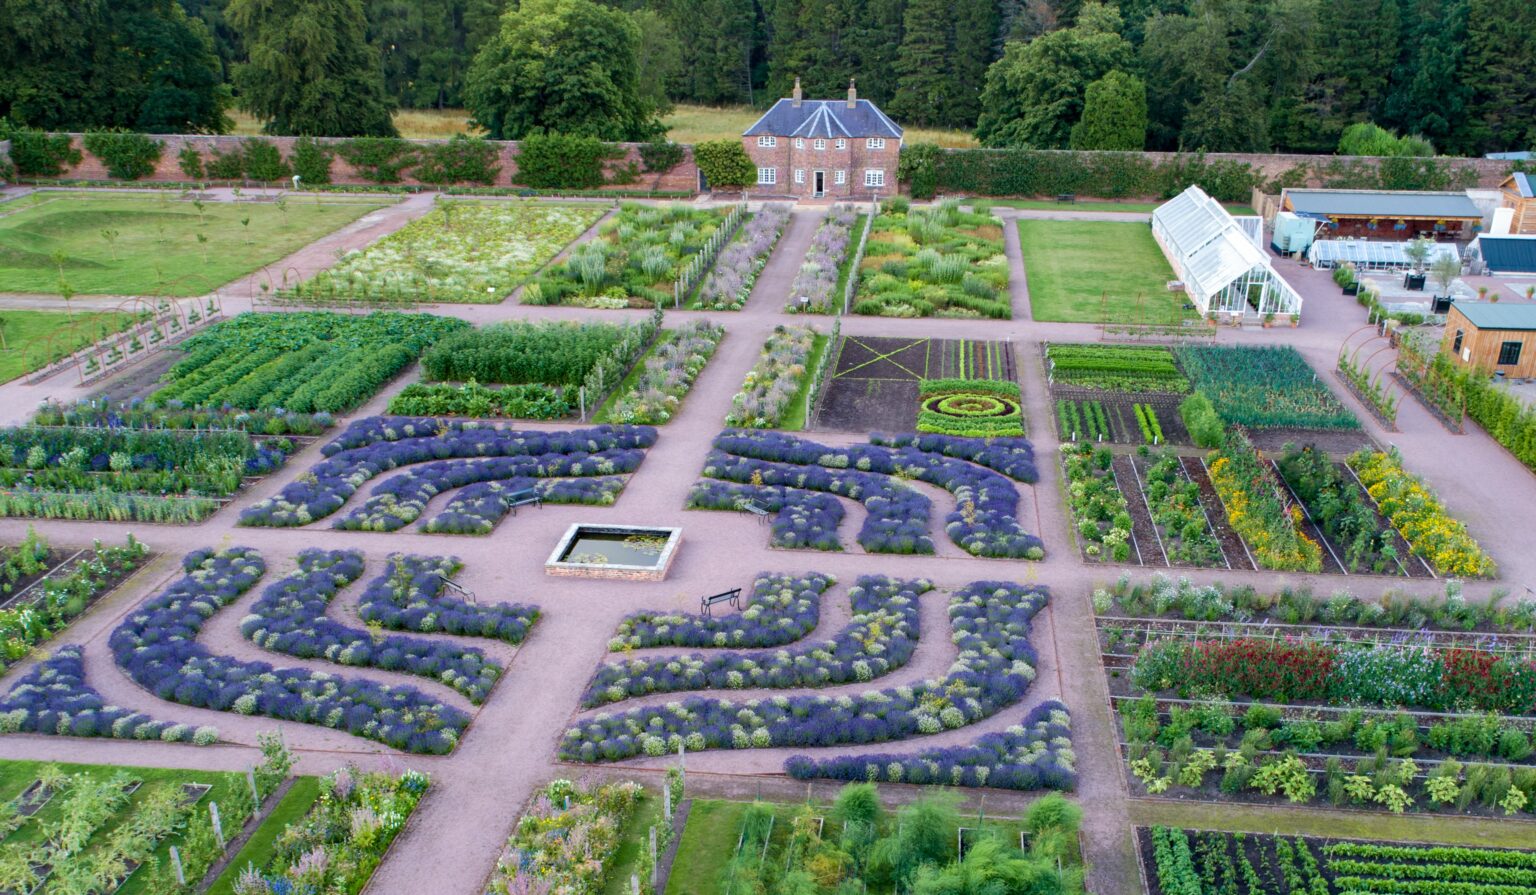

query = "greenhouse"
1152;186;1304;320
1308;238;1461;270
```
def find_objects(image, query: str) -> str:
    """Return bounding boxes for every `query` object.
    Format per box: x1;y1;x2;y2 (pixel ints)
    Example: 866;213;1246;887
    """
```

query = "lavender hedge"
239;421;655;527
705;430;1043;558
786;206;858;314
582;575;928;707
0;646;217;744
784;700;1075;791
603;321;726;425
610;572;832;650
561;580;1048;762
870;433;1039;483
360;553;540;644
422;476;625;534
695;203;791;310
332;449;641;532
686;480;845;550
238;549;502;703
109;547;469;753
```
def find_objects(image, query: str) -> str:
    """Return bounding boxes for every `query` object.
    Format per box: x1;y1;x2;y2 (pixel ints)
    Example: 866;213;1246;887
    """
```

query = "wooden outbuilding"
1280;188;1483;241
1443;302;1536;378
1501;173;1536;235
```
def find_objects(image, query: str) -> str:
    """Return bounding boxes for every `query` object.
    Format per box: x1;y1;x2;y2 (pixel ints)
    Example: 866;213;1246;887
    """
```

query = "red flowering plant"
1132;637;1336;702
1440;648;1536;714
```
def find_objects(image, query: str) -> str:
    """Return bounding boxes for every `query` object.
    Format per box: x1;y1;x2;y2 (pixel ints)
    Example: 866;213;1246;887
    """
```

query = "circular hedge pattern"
922;393;1022;419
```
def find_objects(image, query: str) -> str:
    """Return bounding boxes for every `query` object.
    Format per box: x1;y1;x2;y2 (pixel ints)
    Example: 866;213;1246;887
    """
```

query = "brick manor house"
741;79;903;199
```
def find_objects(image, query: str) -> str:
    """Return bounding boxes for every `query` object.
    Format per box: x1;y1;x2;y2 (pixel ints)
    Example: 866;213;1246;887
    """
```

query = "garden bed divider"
674;202;747;308
841;201;876;315
803;318;841;430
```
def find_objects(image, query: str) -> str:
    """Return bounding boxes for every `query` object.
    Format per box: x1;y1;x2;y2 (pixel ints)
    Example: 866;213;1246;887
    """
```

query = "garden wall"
37;133;700;193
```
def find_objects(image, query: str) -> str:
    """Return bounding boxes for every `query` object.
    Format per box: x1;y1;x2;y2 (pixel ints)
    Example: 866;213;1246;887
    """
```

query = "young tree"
226;0;397;136
975;2;1132;148
465;0;663;141
1070;70;1148;149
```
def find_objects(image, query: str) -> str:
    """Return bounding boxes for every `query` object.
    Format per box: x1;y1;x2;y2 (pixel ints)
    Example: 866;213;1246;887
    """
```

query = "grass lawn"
231;108;475;139
601;786;666;895
1130;799;1536;848
780;333;829;431
1017;219;1189;324
0;192;391;295
0;758;253;895
664;799;1059;895
0;309;136;382
207;776;324;895
981;198;1256;215
594;330;676;423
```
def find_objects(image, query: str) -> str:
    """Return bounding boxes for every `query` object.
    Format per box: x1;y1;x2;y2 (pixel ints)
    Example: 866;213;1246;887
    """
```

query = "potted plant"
1402;237;1431;290
1263;312;1276;328
1429;253;1460;303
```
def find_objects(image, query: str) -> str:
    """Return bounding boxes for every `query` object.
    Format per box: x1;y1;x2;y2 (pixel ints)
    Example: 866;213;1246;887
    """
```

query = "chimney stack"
792;77;803;108
847;79;857;109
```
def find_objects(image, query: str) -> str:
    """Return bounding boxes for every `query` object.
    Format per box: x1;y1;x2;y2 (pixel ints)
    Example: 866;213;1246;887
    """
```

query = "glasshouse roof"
1151;186;1303;318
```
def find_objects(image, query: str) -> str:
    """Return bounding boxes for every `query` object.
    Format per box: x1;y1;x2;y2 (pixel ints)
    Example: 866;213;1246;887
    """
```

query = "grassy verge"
1016;219;1192;325
206;776;324;895
779;333;829;431
828;213;869;313
978;198;1256;216
0;758;249;895
1130;799;1536;847
0;310;136;383
601;788;667;895
0;193;389;295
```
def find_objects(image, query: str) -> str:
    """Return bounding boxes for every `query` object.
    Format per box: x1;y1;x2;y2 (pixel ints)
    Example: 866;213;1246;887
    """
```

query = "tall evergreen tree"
366;0;501;109
950;0;1000;127
890;0;954;126
1070;70;1147;149
0;0;229;132
1382;0;1469;151
1306;0;1400;140
228;0;396;135
1462;0;1536;151
466;0;663;140
663;0;759;105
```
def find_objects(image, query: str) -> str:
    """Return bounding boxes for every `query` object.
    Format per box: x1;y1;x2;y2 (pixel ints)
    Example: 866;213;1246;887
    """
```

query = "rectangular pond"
545;523;682;581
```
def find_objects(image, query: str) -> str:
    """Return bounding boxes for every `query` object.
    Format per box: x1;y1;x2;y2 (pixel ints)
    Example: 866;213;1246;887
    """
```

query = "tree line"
0;0;1531;155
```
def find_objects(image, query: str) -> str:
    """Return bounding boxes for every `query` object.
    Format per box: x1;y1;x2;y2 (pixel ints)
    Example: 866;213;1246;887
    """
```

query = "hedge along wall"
27;133;700;192
921;147;1512;204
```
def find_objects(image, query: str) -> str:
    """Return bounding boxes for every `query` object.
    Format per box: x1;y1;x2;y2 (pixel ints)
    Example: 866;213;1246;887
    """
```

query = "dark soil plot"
1127;453;1228;570
1244;426;1376;454
1113;455;1166;566
813;335;1016;433
1053;389;1190;446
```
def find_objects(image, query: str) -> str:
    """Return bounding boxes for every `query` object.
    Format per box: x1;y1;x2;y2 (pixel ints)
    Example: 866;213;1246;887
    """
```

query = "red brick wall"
742;132;899;198
35;134;700;192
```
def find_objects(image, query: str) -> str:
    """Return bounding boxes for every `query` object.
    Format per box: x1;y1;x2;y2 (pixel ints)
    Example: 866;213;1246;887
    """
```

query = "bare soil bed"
814;335;1017;433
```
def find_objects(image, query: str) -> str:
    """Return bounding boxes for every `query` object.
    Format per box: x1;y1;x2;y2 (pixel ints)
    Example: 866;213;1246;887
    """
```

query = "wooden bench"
700;588;742;616
1055;193;1076;205
506;488;543;515
740;500;770;524
437;574;477;605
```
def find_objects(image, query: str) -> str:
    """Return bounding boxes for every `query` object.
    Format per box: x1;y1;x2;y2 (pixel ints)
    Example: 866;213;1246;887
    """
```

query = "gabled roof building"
739;79;902;199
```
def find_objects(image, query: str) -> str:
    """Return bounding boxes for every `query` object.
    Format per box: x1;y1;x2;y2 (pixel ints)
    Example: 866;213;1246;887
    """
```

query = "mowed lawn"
1017;219;1185;323
0;309;135;382
0;192;391;295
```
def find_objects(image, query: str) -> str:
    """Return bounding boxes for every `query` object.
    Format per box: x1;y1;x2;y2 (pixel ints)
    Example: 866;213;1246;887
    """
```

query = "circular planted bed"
915;379;1025;437
921;393;1022;419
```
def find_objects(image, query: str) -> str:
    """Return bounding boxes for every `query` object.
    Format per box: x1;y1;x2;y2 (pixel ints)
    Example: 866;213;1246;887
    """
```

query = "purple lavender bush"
784;700;1075;791
239;549;502;703
605;321;725;425
695;203;791;310
582;575;928;707
423;476;625;534
724;326;818;428
561;580;1049;762
870;433;1039;483
109;547;469;753
239;422;655;527
0;646;216;743
359;554;540;644
700;450;934;554
786;206;858;314
685;480;844;550
712;430;1043;558
610;572;833;650
332;449;641;532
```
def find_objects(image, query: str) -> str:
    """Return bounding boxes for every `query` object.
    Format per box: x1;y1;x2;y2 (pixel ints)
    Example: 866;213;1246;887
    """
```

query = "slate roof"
1506;172;1534;199
1283;189;1482;219
743;99;903;140
1477;236;1536;274
1453;300;1536;331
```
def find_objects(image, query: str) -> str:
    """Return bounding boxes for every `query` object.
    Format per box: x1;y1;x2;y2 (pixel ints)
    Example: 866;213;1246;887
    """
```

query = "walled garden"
282;200;605;304
1016;219;1183;324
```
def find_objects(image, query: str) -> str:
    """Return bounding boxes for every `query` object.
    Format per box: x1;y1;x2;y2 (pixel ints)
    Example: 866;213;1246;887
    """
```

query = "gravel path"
0;196;1527;895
